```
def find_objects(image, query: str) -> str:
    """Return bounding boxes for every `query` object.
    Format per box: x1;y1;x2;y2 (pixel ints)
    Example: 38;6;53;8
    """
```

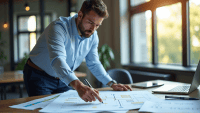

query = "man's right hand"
70;80;103;103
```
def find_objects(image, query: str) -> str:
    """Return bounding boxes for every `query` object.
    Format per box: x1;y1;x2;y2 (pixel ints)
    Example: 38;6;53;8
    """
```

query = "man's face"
78;10;104;38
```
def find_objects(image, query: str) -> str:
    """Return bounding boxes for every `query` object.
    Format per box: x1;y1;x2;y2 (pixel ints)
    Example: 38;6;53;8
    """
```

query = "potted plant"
98;44;115;70
0;32;7;74
95;44;115;88
15;53;29;70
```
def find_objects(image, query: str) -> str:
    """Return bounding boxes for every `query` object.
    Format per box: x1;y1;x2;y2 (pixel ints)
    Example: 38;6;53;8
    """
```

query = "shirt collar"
71;14;85;40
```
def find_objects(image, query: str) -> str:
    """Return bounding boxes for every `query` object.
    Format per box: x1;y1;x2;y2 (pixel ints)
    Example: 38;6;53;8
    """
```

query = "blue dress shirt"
29;14;112;86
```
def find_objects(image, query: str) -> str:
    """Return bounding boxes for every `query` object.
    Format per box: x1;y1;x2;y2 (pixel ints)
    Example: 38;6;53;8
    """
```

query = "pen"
84;79;103;103
165;96;199;100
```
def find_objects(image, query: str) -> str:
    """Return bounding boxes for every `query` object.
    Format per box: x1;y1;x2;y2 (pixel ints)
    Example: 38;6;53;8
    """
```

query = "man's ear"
78;11;83;20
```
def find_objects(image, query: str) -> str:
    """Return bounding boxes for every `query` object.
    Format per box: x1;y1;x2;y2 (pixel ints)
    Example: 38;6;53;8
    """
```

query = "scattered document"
39;90;159;112
9;94;60;110
139;100;200;113
39;110;129;113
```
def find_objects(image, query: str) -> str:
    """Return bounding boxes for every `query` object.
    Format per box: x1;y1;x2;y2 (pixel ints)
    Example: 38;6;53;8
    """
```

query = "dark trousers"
23;62;73;97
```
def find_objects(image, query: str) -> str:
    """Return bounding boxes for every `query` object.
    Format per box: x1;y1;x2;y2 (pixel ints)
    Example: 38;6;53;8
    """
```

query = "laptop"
152;60;200;94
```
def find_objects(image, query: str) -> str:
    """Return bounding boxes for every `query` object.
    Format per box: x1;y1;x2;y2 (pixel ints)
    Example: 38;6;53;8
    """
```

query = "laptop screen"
189;60;200;93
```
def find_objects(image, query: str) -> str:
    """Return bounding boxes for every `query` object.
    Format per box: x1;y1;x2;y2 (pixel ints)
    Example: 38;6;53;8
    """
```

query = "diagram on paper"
139;100;200;112
40;90;160;112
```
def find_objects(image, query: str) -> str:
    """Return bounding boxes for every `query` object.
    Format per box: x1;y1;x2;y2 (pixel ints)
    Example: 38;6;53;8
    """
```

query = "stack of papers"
139;100;200;112
9;90;200;112
39;90;159;112
10;94;60;110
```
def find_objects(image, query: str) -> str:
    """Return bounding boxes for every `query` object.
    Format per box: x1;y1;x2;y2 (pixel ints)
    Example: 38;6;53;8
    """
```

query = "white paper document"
139;100;200;113
39;90;159;112
9;94;60;110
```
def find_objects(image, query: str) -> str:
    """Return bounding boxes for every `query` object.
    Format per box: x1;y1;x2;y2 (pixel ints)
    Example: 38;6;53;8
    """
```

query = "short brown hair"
80;0;109;19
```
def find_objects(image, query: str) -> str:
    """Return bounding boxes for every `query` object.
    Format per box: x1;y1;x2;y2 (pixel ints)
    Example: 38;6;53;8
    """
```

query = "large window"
157;3;182;64
17;14;51;61
190;0;200;65
131;10;152;63
130;0;199;66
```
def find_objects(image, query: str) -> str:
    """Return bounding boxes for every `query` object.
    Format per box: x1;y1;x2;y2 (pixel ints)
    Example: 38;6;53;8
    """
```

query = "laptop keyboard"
169;86;190;92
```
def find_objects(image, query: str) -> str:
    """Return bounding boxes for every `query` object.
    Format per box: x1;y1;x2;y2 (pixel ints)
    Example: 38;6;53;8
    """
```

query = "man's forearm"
70;80;84;90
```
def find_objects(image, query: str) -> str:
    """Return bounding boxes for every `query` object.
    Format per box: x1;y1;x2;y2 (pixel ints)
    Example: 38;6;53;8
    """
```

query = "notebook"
152;60;200;94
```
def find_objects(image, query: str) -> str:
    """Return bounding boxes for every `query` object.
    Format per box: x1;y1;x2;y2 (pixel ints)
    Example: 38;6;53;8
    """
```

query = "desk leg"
3;86;6;100
19;84;23;98
1;87;3;100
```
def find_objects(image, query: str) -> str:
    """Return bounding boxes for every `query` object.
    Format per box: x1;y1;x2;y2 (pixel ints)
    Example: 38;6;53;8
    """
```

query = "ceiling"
0;0;23;4
0;0;64;4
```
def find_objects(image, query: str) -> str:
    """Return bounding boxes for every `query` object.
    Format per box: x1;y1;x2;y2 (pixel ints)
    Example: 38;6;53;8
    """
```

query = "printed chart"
40;90;159;112
10;94;60;110
139;100;200;113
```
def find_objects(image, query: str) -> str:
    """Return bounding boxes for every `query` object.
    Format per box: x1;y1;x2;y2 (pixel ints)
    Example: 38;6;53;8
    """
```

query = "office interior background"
0;0;200;98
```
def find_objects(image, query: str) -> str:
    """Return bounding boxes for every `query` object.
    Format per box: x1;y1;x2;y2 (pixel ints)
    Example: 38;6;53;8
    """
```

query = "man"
23;0;132;103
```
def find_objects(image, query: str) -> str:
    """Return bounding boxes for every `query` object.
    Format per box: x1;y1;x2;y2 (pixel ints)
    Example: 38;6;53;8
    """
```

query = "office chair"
101;69;133;87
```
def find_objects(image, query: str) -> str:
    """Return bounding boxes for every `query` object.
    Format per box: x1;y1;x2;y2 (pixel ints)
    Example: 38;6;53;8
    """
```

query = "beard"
78;20;94;38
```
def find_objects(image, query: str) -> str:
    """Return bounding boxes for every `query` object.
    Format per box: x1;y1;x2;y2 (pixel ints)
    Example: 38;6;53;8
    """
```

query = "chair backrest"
102;69;133;87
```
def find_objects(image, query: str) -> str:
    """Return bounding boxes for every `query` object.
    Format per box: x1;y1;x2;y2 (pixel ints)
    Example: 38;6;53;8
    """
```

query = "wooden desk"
0;71;87;100
0;80;199;113
0;71;24;100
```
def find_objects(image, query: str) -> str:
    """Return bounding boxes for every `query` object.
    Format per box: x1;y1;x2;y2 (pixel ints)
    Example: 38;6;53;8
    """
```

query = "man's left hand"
111;84;132;91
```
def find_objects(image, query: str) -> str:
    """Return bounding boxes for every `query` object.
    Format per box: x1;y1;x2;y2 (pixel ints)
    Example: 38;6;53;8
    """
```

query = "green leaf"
101;45;106;53
15;53;29;70
98;44;115;70
105;60;110;68
109;50;114;60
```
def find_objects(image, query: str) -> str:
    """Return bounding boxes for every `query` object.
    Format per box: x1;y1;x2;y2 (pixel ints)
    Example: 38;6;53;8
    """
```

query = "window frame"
16;13;52;62
129;0;190;66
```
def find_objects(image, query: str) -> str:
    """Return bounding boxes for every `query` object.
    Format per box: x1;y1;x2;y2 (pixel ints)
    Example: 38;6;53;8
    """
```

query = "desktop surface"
0;80;199;113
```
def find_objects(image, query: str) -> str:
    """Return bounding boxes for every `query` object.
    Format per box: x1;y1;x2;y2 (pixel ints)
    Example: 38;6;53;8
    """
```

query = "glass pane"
36;16;40;30
36;32;41;40
30;33;37;51
37;15;51;30
28;16;36;31
190;0;200;65
131;0;150;7
131;10;152;63
45;15;51;28
19;16;36;32
19;33;29;60
157;3;182;64
19;16;29;31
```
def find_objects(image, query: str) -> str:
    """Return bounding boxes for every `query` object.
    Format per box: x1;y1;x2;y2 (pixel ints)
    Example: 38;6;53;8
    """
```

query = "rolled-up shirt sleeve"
85;34;112;85
46;22;78;85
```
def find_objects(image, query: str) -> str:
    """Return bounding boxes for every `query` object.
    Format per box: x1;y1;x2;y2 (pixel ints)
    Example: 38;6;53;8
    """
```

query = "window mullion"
182;1;190;66
129;0;133;63
152;9;158;65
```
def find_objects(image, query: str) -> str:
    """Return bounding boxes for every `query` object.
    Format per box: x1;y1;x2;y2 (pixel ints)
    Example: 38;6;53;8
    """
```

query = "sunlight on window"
190;0;200;5
28;16;36;31
30;33;36;51
157;3;182;64
192;35;200;47
156;7;171;19
162;56;170;63
132;10;152;63
190;0;200;64
131;0;150;6
145;10;152;19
